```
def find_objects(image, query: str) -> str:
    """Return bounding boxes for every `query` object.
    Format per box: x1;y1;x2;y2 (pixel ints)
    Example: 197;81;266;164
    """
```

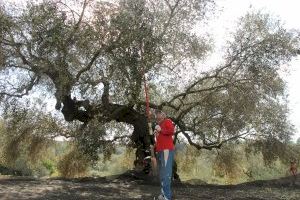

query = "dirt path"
0;173;299;200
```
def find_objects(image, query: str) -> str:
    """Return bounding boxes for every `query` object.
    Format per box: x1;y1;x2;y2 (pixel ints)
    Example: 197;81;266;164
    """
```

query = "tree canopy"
0;0;299;166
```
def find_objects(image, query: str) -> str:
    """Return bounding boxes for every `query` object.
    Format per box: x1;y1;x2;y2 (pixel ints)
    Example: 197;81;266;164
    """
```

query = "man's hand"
154;125;161;137
155;125;161;132
153;125;161;137
153;130;158;137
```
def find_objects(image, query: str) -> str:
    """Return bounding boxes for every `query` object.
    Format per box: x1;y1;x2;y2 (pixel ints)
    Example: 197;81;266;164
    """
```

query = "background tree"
0;0;299;175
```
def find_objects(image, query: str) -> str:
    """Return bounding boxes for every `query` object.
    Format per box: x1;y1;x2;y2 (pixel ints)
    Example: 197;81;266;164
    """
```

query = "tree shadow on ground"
0;172;299;200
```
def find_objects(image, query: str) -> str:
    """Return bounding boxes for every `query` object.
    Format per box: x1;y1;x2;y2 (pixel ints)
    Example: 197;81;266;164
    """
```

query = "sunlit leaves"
0;105;62;166
0;1;299;156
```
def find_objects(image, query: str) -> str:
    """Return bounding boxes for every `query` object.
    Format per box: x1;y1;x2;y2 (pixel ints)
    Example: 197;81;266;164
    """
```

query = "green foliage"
176;145;201;174
57;144;91;178
175;141;300;184
90;147;135;177
74;119;116;161
212;145;243;183
42;159;56;175
0;0;299;182
245;152;287;181
0;105;60;165
0;103;66;177
244;138;299;166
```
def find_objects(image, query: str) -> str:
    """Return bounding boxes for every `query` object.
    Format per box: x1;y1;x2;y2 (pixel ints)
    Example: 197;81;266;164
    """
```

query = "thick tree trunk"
59;94;179;179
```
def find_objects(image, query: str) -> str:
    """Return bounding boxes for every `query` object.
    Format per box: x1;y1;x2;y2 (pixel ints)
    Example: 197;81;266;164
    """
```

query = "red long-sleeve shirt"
155;118;175;152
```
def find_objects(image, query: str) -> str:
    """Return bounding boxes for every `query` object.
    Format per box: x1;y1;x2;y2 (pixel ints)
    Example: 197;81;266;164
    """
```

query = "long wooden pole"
140;42;157;175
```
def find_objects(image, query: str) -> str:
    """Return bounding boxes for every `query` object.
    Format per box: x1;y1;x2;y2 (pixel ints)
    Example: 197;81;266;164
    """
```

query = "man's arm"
160;119;175;136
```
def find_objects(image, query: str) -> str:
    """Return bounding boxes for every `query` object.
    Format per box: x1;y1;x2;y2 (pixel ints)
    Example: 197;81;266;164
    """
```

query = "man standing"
290;160;297;186
154;110;175;200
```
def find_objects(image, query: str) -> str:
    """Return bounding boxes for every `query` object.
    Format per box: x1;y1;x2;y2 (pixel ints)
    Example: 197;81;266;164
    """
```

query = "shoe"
156;194;168;200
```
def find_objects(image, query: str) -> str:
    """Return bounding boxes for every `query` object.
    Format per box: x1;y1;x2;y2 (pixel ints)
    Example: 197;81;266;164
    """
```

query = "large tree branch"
75;49;102;81
101;78;110;106
65;0;89;45
159;0;181;38
165;39;264;107
103;134;132;143
175;118;251;150
175;110;253;146
75;33;122;81
57;0;81;22
0;74;40;98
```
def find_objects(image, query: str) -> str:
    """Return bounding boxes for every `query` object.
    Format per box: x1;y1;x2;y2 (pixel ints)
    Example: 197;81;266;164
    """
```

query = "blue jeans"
157;150;174;200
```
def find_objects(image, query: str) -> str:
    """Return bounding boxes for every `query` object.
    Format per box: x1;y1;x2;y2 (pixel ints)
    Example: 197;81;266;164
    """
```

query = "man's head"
155;109;166;123
291;159;296;164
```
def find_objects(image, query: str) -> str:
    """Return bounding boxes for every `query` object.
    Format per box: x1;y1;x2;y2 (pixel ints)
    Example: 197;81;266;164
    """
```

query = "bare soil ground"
0;171;299;200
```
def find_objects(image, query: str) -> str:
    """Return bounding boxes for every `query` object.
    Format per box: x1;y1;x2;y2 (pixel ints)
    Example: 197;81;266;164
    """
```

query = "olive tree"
0;0;299;174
